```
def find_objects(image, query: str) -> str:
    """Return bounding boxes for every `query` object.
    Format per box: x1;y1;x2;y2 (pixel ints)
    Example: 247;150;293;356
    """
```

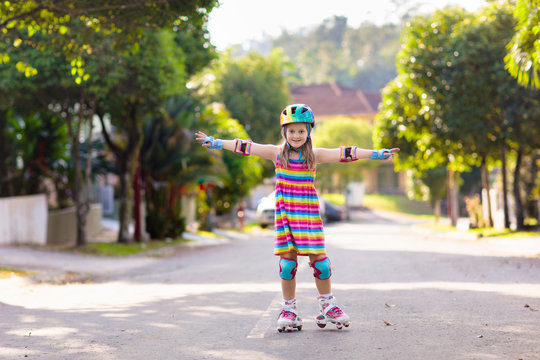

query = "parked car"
256;191;275;228
323;200;345;222
257;192;344;227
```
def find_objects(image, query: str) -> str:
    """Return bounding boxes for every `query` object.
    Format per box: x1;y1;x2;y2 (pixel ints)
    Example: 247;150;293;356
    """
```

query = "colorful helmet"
280;104;315;127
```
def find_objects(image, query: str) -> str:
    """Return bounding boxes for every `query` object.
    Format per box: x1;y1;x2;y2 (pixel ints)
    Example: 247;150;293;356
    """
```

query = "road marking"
246;262;309;339
246;295;281;339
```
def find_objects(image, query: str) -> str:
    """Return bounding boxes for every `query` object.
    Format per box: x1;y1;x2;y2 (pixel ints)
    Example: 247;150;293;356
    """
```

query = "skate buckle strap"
280;309;297;320
321;300;341;317
327;305;344;318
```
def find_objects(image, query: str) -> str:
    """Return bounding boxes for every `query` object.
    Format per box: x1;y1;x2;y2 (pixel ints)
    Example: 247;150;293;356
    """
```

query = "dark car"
323;201;344;222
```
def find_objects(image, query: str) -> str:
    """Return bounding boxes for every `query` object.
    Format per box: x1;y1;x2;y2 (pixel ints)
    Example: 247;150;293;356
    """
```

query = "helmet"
280;104;314;127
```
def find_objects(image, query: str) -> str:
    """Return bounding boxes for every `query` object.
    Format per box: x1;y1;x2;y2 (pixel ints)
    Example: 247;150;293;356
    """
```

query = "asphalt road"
1;212;539;360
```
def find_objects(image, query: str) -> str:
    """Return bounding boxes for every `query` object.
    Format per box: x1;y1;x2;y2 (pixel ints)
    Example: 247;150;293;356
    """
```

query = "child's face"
285;122;309;147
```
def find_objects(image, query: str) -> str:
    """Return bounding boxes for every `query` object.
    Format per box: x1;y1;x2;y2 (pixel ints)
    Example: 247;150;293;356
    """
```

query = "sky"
207;0;488;50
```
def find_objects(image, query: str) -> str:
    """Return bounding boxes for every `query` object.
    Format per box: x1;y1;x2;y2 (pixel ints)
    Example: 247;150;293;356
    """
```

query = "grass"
236;222;267;233
417;219;540;238
469;228;540;238
363;194;434;216
76;238;191;257
321;193;434;217
196;230;221;238
321;193;346;206
0;266;34;279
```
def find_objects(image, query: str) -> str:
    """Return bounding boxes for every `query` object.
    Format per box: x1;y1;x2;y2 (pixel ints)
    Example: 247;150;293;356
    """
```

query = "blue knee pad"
311;257;332;280
279;258;298;280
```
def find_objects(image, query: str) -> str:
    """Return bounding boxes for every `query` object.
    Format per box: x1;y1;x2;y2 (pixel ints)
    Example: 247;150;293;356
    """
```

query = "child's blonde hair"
279;125;316;170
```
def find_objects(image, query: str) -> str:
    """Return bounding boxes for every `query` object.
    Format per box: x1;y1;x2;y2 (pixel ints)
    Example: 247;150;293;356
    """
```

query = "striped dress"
274;153;325;256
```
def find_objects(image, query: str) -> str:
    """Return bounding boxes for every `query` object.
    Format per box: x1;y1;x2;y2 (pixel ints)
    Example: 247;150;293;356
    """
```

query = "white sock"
319;293;333;300
283;298;296;305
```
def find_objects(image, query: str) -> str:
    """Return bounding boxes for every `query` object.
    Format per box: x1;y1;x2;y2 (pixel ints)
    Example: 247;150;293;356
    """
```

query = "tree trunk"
117;160;132;243
133;154;142;241
480;158;493;228
524;152;539;223
434;199;441;224
0;111;9;196
98;106;142;243
447;169;458;226
86;104;95;205
500;145;510;229
66;113;89;247
513;147;525;230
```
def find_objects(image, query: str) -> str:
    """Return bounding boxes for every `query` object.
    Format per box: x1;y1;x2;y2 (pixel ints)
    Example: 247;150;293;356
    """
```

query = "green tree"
140;96;224;239
377;4;540;228
0;1;218;79
94;29;191;243
504;0;540;88
214;49;291;145
375;74;450;219
0;25;99;245
313;117;374;192
198;105;263;214
1;0;219;245
270;18;401;91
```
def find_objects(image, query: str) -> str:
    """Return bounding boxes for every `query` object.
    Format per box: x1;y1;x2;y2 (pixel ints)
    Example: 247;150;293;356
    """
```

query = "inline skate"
277;299;303;333
315;296;350;330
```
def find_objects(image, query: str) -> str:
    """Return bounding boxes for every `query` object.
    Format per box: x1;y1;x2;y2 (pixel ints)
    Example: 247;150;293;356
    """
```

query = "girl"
196;104;399;332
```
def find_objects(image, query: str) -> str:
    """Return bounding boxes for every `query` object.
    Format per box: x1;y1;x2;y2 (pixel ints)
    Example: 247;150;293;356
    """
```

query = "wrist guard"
233;138;253;156
370;149;391;160
339;146;358;162
203;136;223;150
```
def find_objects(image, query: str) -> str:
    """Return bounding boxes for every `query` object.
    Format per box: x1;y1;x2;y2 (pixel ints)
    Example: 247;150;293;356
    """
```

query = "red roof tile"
290;84;381;117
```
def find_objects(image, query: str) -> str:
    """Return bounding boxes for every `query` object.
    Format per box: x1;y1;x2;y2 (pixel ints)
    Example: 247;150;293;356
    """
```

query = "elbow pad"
340;146;358;162
234;138;253;156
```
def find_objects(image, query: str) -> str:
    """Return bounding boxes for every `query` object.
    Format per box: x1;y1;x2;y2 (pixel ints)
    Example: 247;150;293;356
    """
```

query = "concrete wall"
0;194;48;245
47;204;103;246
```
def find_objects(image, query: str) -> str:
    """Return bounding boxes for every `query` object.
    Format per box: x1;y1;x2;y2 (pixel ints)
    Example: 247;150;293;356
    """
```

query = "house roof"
290;83;381;117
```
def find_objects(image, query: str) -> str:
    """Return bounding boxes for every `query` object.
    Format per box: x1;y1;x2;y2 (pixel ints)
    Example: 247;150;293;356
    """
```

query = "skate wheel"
278;327;283;333
344;323;350;327
317;323;326;328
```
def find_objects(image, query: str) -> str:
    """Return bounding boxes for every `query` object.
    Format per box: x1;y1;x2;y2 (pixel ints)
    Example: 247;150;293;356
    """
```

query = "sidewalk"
348;207;540;258
0;228;243;284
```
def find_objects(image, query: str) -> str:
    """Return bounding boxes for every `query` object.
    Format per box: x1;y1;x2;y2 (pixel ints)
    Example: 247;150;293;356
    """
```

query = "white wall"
0;194;48;245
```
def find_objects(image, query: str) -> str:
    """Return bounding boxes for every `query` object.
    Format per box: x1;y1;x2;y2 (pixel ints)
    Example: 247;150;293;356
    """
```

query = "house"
290;83;405;195
290;83;381;123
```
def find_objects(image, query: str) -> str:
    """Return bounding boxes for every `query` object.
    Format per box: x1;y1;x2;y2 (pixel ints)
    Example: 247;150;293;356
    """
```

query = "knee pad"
311;257;332;279
279;258;298;280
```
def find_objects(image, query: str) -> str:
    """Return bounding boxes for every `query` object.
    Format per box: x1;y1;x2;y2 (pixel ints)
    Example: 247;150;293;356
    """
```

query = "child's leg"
309;254;350;329
308;254;332;295
279;252;298;300
277;252;302;332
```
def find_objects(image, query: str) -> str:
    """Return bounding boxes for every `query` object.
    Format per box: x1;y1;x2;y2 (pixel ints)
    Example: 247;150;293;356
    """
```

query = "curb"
410;225;480;241
182;232;229;246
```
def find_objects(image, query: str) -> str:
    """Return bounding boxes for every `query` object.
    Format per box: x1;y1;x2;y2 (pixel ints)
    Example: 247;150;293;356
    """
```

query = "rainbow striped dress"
274;153;325;256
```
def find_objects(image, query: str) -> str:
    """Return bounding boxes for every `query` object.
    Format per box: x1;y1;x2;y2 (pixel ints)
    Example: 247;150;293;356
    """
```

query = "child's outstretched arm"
195;131;279;161
315;146;400;164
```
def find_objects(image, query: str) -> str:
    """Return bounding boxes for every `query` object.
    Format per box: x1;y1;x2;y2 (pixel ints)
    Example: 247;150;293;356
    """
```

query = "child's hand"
385;148;400;160
376;148;400;161
195;131;211;147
